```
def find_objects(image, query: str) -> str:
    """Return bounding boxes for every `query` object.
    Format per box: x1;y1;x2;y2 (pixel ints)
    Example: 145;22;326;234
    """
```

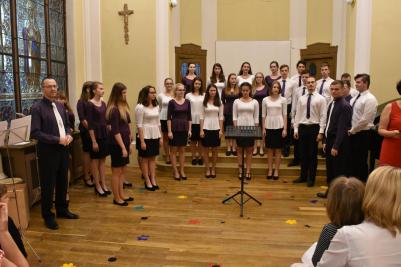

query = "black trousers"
325;135;349;185
293;132;300;162
37;143;69;219
299;124;320;182
283;104;292;153
348;130;370;182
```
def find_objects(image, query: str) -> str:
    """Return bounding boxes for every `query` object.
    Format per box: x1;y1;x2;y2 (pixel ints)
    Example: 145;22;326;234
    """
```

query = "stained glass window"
0;0;67;121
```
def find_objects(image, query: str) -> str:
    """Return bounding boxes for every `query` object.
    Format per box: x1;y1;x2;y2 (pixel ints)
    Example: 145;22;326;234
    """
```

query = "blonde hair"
363;166;401;236
173;83;185;97
251;72;266;94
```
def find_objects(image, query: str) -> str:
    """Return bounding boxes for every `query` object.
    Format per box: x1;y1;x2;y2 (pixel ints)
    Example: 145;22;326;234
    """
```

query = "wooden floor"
24;165;329;267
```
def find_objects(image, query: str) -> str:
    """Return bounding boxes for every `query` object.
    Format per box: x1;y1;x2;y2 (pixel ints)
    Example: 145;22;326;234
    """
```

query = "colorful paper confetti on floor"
137;235;149;241
177;195;188;199
133;205;144;211
285;219;297;225
320;186;328;190
309;199;318;204
61;264;76;267
188;219;201;225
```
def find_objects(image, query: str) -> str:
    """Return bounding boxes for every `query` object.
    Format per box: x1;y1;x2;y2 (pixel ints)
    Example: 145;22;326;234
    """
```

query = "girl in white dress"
185;77;205;165
262;81;287;180
233;82;259;180
200;84;224;178
237;62;255;86
158;78;174;164
208;63;226;99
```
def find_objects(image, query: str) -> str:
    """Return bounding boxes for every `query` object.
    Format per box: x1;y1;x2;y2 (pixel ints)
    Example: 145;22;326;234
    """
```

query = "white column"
156;0;170;91
66;0;77;109
332;0;347;78
201;0;217;77
354;0;372;74
289;0;307;76
83;0;102;81
171;0;181;80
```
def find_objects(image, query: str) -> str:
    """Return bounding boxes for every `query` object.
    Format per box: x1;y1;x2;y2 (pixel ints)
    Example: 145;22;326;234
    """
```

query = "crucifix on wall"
118;3;134;45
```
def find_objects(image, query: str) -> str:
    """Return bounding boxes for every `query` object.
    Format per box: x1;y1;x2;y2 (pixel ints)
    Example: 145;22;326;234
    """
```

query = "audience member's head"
327;177;365;227
363;166;401;236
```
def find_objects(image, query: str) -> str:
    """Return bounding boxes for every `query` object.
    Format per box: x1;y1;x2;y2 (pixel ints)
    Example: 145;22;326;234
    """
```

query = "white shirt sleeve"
136;105;144;128
200;105;205;120
319;98;327;134
317;230;349;267
350;97;378;134
233;100;238;122
219;104;224;121
262;98;267;120
254;100;259;125
282;97;288;116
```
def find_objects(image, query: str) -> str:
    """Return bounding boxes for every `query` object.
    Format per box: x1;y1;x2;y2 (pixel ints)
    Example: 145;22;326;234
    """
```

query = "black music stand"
222;126;262;217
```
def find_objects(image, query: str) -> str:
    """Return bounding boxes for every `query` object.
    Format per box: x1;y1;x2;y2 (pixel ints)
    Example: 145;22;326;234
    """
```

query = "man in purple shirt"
30;77;79;230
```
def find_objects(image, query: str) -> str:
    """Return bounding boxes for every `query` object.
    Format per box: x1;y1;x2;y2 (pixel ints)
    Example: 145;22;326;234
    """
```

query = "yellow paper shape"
61;264;76;267
177;195;188;199
285;219;297;225
320;186;328;190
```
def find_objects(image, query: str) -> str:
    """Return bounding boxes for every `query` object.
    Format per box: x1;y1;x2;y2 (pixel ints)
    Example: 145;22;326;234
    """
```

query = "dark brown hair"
330;80;344;88
224;73;239;96
140;85;158;107
341;73;352;80
270;81;282;95
239;82;253;98
203;84;221;107
279;64;289;71
57;91;73;114
397;80;401;95
89;81;103;99
238;62;253;75
210;63;225;84
106;82;130;122
79;81;92;101
190;77;204;95
321;62;330;69
185;62;197;75
355;73;371;88
327;177;365;227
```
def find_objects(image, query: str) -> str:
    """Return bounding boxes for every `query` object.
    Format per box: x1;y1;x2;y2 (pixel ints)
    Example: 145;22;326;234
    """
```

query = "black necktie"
319;80;326;95
352;94;361;109
306;94;312;119
302;86;306;96
298;76;302;87
281;80;286;96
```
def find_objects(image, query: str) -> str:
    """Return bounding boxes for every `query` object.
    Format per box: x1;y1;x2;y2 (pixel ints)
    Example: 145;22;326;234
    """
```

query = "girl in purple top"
87;81;110;197
76;81;94;187
106;82;134;206
265;61;281;89
221;73;239;156
167;83;192;180
181;62;197;94
252;72;269;156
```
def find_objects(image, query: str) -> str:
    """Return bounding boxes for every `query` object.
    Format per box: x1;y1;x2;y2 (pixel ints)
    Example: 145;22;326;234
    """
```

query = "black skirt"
160;120;168;133
265;128;284;149
169;131;188;147
224;114;233;130
236;137;254;148
138;139;160;157
89;138;109;159
110;143;130;167
202;130;220;147
79;130;91;153
190;124;201;141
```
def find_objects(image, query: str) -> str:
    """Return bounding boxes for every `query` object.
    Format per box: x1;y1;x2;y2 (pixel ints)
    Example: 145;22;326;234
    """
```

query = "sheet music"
9;116;31;145
0;121;8;147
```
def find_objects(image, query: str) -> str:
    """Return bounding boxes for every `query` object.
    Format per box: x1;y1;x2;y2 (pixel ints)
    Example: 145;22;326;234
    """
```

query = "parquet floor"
24;166;328;267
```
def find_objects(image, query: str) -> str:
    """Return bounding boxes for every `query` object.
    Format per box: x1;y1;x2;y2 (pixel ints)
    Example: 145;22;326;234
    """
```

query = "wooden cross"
118;4;134;45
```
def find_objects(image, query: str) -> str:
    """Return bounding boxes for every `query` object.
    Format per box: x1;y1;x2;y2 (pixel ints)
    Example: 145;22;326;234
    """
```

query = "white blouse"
135;105;161;139
185;93;204;124
158;92;173;120
200;103;224;130
233;99;259;126
237;75;255;86
262;96;287;130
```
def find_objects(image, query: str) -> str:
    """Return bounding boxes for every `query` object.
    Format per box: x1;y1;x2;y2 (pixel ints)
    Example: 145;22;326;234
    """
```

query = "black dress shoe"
123;182;133;188
191;159;197;165
144;182;155;191
44;218;59;230
103;189;112;195
232;151;237;156
57;210;79;219
293;177;306;183
317;190;328;198
180;175;187;180
124;197;134;202
273;175;279;180
95;187;107;197
225;150;231;156
113;200;128;206
287;160;299;167
266;174;273;180
197;158;203;165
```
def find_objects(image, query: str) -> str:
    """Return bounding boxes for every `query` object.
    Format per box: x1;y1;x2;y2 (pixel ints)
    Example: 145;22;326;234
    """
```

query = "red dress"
379;101;401;168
